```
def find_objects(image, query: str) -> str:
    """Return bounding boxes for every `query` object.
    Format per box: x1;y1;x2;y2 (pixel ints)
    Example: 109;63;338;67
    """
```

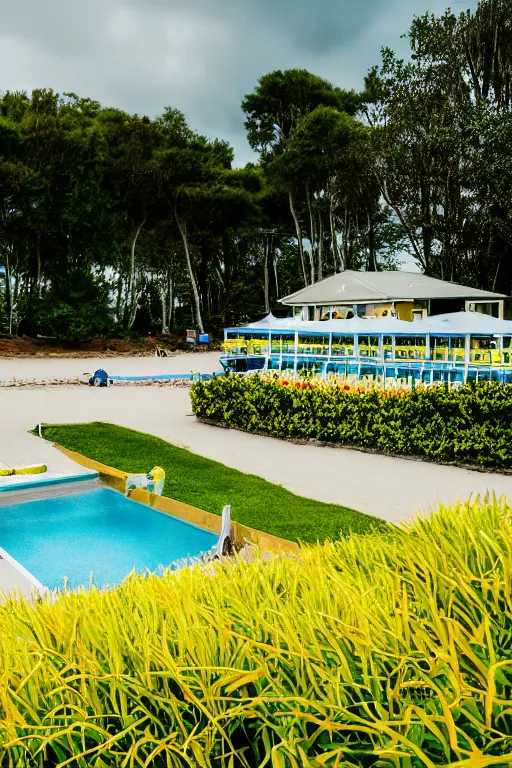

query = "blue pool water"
0;487;217;590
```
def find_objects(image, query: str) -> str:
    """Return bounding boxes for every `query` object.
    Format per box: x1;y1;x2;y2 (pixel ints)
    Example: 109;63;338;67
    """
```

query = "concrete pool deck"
2;350;512;594
0;431;98;598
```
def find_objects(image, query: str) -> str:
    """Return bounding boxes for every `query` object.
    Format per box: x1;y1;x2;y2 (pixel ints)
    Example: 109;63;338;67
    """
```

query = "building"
221;311;512;384
279;270;507;322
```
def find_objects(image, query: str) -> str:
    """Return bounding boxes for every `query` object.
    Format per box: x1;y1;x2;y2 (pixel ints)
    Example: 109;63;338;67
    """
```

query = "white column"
464;334;471;383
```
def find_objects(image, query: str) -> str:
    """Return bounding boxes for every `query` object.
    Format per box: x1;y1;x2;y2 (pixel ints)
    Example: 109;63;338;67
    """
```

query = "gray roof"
279;270;508;306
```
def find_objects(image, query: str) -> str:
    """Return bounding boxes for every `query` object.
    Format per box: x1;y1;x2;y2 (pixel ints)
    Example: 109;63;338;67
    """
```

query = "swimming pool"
0;487;217;591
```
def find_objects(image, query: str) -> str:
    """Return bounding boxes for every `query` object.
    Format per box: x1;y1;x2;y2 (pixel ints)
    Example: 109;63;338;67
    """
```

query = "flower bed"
191;373;512;469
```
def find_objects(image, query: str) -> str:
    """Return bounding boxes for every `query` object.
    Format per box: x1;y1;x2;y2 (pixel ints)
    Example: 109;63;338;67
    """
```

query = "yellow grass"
0;496;511;766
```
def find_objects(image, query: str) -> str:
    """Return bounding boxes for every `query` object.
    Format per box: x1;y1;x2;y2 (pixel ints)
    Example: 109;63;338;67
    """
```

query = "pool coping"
53;444;299;554
0;545;48;597
0;471;99;493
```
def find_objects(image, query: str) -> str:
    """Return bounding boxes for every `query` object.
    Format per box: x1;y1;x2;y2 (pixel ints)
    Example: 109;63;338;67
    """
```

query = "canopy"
425;312;512;335
229;316;424;335
227;311;512;337
245;313;297;329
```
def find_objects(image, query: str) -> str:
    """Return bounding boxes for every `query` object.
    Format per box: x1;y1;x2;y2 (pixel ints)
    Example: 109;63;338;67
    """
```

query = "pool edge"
0;545;48;597
53;443;299;554
0;471;99;494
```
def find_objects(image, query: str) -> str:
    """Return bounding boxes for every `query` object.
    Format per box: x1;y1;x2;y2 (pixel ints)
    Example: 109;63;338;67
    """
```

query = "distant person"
346;310;354;319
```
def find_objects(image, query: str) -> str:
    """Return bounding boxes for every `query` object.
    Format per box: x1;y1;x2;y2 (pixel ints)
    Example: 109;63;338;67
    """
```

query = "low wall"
53;444;299;554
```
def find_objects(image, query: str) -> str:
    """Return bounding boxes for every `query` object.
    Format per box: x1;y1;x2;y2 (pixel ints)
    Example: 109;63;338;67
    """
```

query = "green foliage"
2;0;512;337
191;375;512;469
1;496;512;765
242;68;359;155
33;269;112;342
40;422;383;542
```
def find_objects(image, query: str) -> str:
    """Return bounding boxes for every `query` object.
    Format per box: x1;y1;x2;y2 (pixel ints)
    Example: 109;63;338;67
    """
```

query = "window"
298;335;329;356
331;335;354;357
396;336;426;347
395;336;426;360
297;361;323;373
471;337;493;349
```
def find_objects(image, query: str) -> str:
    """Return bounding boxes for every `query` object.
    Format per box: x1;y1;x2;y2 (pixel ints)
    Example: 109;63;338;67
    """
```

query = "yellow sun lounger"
0;463;48;477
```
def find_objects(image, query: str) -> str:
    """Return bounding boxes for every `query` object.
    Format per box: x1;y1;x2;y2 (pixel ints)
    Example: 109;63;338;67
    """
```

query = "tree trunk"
263;239;270;314
317;213;323;281
197;239;211;328
115;272;124;325
329;191;340;271
368;212;377;271
170;277;176;329
420;183;433;275
341;207;349;271
305;185;316;284
36;235;42;298
160;274;171;335
379;175;424;269
272;237;279;298
288;191;308;285
126;217;146;329
462;32;482;103
174;207;204;334
161;291;169;335
11;270;19;336
5;246;13;336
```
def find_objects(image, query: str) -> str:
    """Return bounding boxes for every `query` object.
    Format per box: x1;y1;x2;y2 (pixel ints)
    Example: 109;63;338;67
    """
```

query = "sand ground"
2;350;512;595
0;350;222;380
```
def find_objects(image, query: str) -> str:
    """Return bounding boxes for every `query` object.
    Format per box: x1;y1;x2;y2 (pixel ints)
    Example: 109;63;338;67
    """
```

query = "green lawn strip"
39;422;388;543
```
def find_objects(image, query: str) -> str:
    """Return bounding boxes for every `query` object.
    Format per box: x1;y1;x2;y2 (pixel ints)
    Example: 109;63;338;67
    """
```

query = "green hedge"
191;375;512;469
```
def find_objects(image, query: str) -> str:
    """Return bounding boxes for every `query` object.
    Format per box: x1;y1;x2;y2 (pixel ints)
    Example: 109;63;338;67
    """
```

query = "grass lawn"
40;422;388;544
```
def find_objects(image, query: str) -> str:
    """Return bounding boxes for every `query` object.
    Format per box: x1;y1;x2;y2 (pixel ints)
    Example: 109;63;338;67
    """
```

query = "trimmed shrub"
1;498;512;765
190;375;512;468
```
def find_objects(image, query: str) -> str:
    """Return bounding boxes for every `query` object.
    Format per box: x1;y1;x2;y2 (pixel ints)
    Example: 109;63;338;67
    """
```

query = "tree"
33;268;112;342
243;69;360;286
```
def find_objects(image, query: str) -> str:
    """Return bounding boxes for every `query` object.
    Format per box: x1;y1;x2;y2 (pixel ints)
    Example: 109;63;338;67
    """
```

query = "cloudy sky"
1;0;475;166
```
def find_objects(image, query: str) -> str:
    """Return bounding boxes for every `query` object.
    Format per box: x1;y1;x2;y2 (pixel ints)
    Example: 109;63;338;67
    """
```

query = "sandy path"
0;351;222;381
1;382;512;525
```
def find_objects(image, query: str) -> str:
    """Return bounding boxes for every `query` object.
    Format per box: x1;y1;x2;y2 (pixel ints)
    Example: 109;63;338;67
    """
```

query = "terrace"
221;311;512;382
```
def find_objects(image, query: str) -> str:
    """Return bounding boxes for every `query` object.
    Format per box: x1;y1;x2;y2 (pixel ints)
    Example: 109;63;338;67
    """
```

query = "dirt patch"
0;335;220;358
